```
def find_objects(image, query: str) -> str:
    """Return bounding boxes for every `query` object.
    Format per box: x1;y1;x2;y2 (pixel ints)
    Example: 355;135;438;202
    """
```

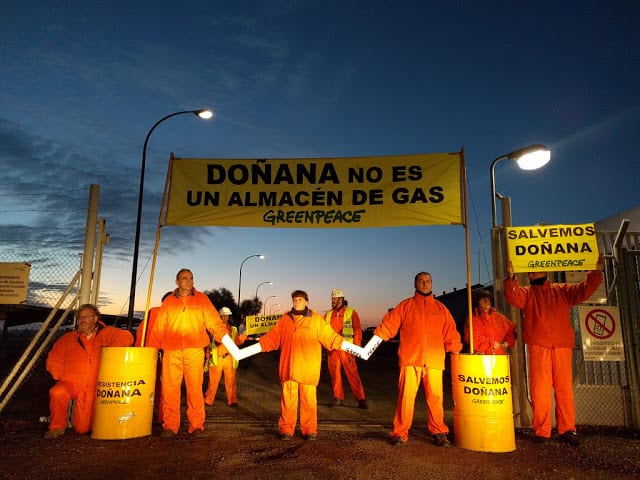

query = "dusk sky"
2;1;639;326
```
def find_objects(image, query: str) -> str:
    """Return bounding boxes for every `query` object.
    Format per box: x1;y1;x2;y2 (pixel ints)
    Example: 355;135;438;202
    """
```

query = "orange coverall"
374;293;462;442
504;270;602;438
46;321;133;433
147;288;228;434
325;306;366;402
134;306;164;423
464;308;516;354
204;325;247;406
259;309;344;437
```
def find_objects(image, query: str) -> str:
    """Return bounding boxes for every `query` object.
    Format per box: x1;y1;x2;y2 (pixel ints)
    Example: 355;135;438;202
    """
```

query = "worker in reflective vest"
204;306;247;407
324;289;368;409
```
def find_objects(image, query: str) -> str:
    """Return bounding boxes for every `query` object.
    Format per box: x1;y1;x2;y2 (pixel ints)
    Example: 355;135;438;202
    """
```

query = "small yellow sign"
245;314;281;335
0;262;31;304
505;223;600;273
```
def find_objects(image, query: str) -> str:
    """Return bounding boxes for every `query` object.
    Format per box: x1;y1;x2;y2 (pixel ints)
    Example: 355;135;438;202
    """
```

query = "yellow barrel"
451;353;516;452
92;346;158;440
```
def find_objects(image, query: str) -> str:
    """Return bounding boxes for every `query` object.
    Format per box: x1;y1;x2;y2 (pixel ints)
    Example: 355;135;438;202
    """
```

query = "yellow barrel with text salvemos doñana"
451;354;516;452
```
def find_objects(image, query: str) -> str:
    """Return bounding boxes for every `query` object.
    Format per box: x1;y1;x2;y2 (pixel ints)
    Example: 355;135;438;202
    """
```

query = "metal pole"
238;255;262;311
127;110;211;330
80;184;99;306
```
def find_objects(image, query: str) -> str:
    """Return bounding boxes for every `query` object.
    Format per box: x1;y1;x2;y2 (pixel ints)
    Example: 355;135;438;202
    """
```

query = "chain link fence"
0;249;82;420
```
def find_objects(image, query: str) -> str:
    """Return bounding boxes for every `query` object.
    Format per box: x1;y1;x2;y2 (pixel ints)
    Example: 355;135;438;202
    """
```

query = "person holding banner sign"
504;257;603;446
361;272;462;447
464;289;516;354
147;269;234;437
204;306;247;407
238;289;362;441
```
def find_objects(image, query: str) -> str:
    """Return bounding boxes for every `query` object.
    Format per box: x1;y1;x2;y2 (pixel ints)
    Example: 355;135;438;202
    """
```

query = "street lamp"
237;254;265;309
127;108;214;330
490;144;550;228
489;144;550;429
269;303;281;314
255;281;272;299
264;295;278;315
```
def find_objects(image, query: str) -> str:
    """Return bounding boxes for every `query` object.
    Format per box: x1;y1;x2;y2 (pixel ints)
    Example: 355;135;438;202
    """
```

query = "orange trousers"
161;347;205;434
528;344;575;437
391;366;447;441
204;354;237;406
48;380;93;434
279;380;317;437
327;349;365;401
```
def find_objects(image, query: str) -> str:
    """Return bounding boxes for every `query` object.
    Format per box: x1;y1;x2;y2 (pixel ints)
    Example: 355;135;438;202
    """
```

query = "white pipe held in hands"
236;342;262;361
361;335;383;360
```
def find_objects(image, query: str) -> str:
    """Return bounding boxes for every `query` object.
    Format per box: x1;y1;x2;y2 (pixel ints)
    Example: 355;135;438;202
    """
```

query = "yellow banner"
505;223;600;273
164;153;462;228
245;314;280;335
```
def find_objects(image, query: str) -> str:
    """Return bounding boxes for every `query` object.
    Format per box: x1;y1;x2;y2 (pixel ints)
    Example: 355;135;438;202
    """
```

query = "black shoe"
329;398;344;407
534;435;550;444
280;433;292;441
161;429;176;438
358;399;369;409
229;402;238;408
433;433;451;447
190;428;205;437
304;434;317;441
559;431;580;447
391;435;406;447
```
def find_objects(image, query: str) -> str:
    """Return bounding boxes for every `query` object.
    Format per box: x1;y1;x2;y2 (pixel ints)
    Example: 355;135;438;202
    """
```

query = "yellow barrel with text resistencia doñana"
451;353;516;452
91;347;158;440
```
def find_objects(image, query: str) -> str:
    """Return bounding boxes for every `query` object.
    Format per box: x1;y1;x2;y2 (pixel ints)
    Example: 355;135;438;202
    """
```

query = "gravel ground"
1;344;638;479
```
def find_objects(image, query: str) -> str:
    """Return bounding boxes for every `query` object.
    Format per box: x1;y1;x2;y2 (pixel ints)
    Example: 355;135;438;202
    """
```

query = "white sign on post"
578;305;624;361
0;262;31;304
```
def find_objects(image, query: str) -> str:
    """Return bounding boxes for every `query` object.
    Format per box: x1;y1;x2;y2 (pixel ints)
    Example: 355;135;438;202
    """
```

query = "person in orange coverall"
257;290;352;441
44;303;133;439
147;269;230;437
368;272;462;447
464;289;516;354
504;258;603;446
134;291;172;424
204;306;247;407
324;288;368;409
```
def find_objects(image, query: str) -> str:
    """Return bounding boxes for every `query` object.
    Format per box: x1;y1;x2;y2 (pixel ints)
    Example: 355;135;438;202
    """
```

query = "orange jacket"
464;308;516;354
259;309;344;386
134;306;160;347
374;292;462;370
325;306;363;346
46;321;133;389
504;270;602;348
147;288;227;350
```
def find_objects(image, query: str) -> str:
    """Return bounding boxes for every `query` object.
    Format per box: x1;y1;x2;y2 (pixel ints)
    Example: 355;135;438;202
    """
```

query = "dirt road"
1;345;638;479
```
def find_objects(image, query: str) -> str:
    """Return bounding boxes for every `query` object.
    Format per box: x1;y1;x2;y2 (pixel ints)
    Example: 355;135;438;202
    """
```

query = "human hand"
506;260;514;279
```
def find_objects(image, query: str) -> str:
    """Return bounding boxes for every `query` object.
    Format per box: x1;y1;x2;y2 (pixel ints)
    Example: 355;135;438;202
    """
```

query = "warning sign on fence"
578;306;624;361
0;262;31;304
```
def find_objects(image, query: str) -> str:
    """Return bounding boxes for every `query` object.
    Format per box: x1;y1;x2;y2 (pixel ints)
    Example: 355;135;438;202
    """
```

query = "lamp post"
255;281;272;299
127;109;214;330
264;295;278;315
490;144;550;229
237;254;265;310
269;303;280;315
489;144;550;428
